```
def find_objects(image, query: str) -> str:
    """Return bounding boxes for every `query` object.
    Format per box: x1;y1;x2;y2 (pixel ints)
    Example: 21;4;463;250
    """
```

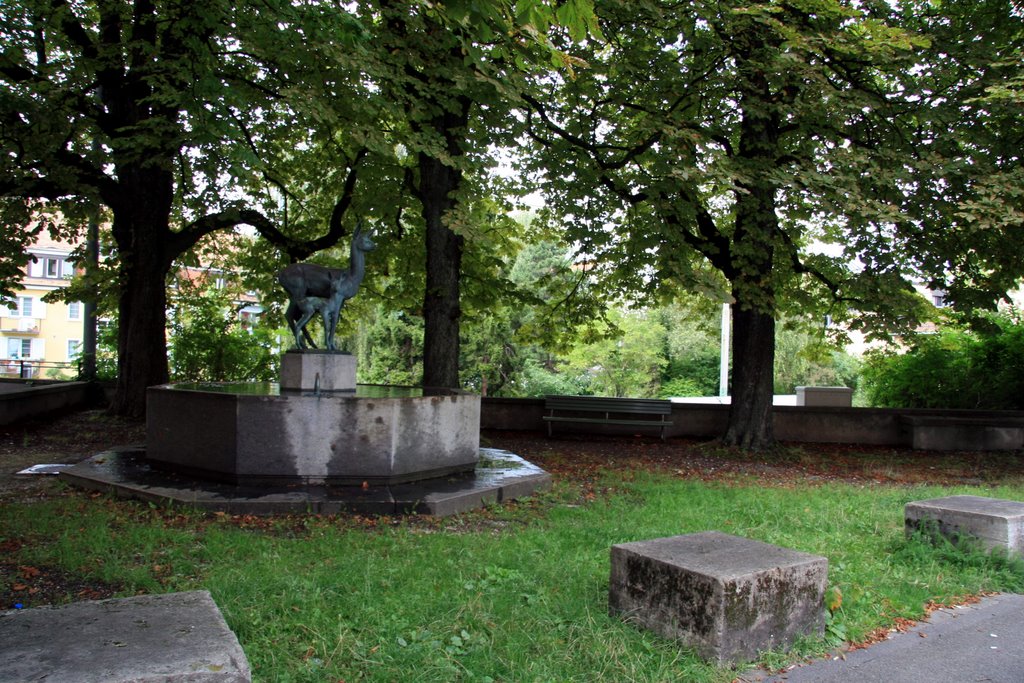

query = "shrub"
862;313;1024;409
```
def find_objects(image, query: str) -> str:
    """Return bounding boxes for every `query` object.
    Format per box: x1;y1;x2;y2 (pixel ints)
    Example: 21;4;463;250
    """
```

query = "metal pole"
719;303;730;398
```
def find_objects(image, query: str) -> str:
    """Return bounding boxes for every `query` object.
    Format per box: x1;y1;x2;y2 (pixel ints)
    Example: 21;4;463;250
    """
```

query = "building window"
68;301;82;321
13;296;33;318
46;258;61;278
7;338;31;359
67;339;81;360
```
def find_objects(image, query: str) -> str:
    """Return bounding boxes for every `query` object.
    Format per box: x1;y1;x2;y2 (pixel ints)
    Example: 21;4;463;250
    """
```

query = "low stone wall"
900;415;1024;451
0;380;91;425
481;397;1024;449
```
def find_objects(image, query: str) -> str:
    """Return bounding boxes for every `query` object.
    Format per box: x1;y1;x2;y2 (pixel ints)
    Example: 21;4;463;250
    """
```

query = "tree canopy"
522;0;1024;448
0;0;381;415
1;0;1020;448
0;0;603;416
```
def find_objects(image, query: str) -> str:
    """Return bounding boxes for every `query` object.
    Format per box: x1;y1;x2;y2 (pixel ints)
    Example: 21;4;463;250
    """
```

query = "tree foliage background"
863;311;1024;410
1;0;1021;447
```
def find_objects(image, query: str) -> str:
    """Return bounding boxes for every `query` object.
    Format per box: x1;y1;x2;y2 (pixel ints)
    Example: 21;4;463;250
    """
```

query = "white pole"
719;303;730;398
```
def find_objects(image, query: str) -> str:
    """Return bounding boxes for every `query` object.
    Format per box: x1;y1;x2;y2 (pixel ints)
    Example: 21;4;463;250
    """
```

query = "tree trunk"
720;27;783;451
419;152;464;388
107;167;175;418
109;256;171;418
723;305;776;450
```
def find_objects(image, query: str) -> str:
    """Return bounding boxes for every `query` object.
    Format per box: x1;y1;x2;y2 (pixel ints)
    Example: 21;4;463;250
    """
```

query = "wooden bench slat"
544;396;672;415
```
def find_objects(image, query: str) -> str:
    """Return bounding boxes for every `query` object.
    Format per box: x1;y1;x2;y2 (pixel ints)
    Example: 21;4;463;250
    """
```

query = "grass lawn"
2;415;1024;682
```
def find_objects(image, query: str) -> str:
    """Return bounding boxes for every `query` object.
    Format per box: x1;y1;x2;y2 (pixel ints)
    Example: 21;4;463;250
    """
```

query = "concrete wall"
0;380;91;425
481;397;1024;448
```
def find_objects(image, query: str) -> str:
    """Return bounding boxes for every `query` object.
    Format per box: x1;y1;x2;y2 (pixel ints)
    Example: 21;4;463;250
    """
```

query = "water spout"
314;372;321;398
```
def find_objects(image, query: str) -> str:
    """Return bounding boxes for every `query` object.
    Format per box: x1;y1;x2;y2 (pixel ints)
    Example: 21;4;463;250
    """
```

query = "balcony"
0;318;40;335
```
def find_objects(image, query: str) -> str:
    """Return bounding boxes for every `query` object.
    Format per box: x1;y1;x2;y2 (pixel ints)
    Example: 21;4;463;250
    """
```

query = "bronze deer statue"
277;224;376;351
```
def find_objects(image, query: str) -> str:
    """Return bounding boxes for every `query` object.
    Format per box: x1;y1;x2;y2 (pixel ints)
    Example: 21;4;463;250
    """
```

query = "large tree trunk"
723;305;776;450
419;152;464;388
720;37;781;451
107;166;175;418
109;254;171;418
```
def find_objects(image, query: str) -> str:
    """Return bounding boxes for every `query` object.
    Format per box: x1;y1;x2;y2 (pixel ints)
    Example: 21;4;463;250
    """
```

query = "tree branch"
522;92;662;172
173;147;368;262
49;0;99;60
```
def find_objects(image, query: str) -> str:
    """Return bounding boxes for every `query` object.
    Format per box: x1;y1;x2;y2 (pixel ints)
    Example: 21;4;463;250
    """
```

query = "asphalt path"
753;593;1024;683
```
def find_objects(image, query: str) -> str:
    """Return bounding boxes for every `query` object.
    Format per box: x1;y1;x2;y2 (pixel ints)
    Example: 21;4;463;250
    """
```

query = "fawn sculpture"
277;224;376;351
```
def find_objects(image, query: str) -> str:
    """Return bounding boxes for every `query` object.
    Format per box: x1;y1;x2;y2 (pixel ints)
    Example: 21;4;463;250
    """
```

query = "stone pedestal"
906;495;1024;556
609;531;828;664
796;386;853;407
280;350;356;392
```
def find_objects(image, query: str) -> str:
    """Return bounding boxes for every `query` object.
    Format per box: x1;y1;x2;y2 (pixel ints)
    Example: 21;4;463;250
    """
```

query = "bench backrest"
545;395;672;415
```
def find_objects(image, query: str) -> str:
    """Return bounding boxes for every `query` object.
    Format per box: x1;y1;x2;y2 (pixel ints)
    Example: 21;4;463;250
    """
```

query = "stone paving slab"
61;447;550;516
0;590;250;682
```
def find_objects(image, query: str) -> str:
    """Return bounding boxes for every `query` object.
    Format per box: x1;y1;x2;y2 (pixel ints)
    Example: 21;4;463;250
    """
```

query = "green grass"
3;475;1024;682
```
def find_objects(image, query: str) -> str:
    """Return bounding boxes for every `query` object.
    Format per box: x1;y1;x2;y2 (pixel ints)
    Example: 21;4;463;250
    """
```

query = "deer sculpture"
277;224;376;351
286;274;346;352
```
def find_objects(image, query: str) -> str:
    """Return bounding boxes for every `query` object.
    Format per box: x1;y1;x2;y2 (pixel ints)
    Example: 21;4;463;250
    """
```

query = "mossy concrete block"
906;495;1024;556
609;531;827;664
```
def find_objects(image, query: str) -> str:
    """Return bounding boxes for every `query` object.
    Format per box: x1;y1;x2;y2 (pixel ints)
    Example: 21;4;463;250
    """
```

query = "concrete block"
609;531;827;664
280;350;356;392
905;495;1024;556
0;590;250;682
796;386;853;407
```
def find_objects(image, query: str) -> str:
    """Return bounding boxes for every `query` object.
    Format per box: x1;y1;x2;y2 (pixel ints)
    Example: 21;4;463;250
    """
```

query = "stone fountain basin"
146;383;481;486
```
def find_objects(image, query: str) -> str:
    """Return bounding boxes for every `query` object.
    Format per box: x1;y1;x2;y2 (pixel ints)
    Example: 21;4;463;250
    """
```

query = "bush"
168;287;279;383
510;359;588;397
658;376;710;398
862;313;1024;409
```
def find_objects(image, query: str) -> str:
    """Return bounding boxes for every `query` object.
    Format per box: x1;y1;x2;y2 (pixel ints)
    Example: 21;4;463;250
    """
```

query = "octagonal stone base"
61;447;551;516
146;383;480;486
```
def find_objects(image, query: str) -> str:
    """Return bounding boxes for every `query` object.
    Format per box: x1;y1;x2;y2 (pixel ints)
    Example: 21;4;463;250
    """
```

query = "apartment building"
0;234;86;378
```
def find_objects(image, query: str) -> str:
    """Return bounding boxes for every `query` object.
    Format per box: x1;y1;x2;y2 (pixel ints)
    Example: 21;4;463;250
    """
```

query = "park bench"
543;395;673;440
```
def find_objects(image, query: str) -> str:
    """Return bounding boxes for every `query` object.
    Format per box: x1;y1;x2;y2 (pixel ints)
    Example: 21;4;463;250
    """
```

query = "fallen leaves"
483;431;1024;489
2;559;124;610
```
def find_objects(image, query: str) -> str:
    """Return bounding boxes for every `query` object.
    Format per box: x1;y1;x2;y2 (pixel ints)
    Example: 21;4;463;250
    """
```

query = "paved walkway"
745;593;1024;683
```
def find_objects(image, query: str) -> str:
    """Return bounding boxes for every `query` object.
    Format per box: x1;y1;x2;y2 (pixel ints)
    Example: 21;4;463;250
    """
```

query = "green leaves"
862;311;1024;410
